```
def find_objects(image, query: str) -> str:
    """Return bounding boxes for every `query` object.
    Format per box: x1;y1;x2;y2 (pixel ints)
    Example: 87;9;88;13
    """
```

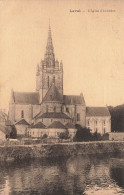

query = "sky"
0;0;124;111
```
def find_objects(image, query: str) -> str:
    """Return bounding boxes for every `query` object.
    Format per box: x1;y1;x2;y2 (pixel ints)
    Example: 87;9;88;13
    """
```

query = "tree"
59;130;70;140
42;134;48;139
108;105;124;132
73;124;92;142
10;125;17;139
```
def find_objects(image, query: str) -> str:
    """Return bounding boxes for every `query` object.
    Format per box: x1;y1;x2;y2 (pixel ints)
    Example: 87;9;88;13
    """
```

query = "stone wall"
109;132;124;141
0;141;124;162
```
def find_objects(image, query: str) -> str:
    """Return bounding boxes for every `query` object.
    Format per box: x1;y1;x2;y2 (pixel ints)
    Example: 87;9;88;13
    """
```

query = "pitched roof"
48;121;67;129
63;94;85;105
31;122;46;129
15;119;30;125
86;107;110;117
13;91;39;105
37;112;71;119
65;123;75;129
43;83;63;102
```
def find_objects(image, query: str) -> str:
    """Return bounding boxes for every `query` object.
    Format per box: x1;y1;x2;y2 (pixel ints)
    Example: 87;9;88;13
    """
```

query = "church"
8;25;111;138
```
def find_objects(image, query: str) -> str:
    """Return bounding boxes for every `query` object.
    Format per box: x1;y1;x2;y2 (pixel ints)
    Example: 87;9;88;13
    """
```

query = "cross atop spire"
44;22;55;67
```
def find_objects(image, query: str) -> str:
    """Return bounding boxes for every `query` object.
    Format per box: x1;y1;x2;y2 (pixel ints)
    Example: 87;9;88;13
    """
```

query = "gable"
43;84;63;102
15;119;30;125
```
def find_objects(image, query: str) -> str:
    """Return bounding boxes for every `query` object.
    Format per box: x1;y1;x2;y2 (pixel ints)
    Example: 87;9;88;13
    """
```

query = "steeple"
44;23;55;67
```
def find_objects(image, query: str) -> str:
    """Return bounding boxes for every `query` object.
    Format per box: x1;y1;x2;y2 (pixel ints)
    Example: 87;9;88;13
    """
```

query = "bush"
73;124;92;142
59;130;70;140
92;132;109;141
10;125;17;139
42;134;48;139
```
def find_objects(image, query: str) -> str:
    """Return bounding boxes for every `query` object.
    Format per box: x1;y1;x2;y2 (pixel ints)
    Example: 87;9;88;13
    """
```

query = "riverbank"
0;141;124;162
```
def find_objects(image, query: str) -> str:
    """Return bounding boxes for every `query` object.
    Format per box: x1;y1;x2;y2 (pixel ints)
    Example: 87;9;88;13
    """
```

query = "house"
15;119;29;137
86;107;111;134
47;121;67;138
28;122;46;138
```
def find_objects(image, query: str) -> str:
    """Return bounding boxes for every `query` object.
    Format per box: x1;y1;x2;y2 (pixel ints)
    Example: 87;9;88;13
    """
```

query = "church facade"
9;25;111;137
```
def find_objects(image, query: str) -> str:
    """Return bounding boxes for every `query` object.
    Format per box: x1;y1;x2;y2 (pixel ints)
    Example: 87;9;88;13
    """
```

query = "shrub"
73;124;92;142
42;134;48;139
59;130;70;140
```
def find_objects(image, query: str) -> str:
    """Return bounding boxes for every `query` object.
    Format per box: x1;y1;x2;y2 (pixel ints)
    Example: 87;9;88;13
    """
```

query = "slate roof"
13;91;39;105
30;122;46;129
48;121;67;129
86;107;110;117
65;123;75;129
43;83;63;102
63;94;85;105
37;112;71;119
15;119;30;125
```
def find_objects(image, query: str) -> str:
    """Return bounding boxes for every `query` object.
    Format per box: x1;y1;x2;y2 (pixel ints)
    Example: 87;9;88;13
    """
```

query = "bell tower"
36;24;63;103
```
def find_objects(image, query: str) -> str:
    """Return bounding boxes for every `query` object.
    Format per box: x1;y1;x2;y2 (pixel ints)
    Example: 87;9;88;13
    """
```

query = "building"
28;122;46;138
8;24;111;137
15;119;30;137
86;107;111;135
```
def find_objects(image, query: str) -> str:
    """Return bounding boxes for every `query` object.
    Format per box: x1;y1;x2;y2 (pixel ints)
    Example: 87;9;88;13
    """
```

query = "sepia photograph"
0;0;124;194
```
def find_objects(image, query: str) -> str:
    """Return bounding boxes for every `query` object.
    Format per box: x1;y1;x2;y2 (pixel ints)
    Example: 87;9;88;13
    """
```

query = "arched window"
53;76;55;84
21;110;24;118
48;76;49;88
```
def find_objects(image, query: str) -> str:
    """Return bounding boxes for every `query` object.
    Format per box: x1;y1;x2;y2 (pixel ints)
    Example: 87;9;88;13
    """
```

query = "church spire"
44;22;55;67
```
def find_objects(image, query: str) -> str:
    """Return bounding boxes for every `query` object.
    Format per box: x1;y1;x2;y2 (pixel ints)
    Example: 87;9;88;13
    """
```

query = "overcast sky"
0;0;124;111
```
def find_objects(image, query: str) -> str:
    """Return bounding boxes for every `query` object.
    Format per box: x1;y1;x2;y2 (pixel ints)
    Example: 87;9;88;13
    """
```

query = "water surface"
0;153;124;195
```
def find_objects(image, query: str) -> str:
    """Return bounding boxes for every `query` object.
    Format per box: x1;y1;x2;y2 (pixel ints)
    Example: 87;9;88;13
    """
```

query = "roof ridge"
47;121;66;129
14;91;39;94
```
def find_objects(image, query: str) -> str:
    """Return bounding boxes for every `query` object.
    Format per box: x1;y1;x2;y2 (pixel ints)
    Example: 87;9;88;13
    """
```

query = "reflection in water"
0;153;123;195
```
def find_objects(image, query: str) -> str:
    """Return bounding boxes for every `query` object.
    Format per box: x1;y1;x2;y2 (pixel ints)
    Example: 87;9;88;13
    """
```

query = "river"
0;152;124;195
